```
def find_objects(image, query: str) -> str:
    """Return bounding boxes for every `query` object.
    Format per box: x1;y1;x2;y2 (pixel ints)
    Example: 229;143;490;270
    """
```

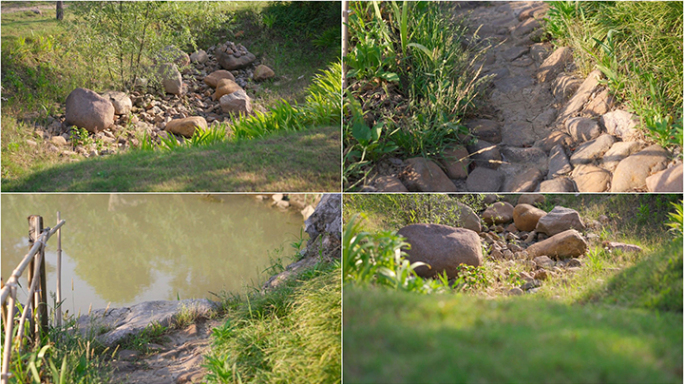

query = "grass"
342;193;683;383
2;125;340;192
205;262;341;383
544;1;683;150
343;1;490;190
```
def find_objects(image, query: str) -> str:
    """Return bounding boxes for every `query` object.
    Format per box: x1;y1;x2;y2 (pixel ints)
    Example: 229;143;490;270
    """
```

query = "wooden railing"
1;214;65;384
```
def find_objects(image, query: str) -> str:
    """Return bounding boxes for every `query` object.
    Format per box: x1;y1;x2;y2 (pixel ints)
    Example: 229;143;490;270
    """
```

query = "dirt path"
111;319;222;384
366;1;680;193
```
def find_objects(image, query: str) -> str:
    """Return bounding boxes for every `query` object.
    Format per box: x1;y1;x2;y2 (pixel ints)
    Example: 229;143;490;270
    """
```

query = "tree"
56;1;64;21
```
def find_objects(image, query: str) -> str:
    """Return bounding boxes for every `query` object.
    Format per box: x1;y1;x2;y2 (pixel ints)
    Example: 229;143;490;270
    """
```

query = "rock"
190;50;208;64
521;279;541;291
403;158;457;192
501;46;530;62
440;145;470;179
26;139;38;147
466;167;504;192
532;108;557;133
253;65;275;81
397;224;482;279
537;46;573;83
611;144;669;192
509;287;524;296
165;116;208;138
301;205;315;221
535;131;573;153
607;242;643;253
304;194;341;241
526;229;588;260
646;163;683;192
374;175;408;192
536;206;585;236
513;204;547;232
601;110;640;141
467;140;501;169
501;147;547;166
548;144;572;178
216;42;256;70
501;121;535;147
534;269;550;280
570;134;616;165
533;255;555;268
75;299;217;346
51;136;68;146
506;168;544;192
483;194;498;205
204;70;236;88
157;45;190;67
65;88;115;133
482;202;515;225
513;17;540;37
566;117;601;143
517;194;545;206
552;74;582;102
213;78;243;100
219;90;252;115
602;141;643;172
102;91;132;115
466;119;501;143
272;193;284;202
530;42;551;63
453;202;482;233
506;223;519;233
156;63;185;95
583;89;614;116
572;164;611;192
555;70;602;125
566;258;581;268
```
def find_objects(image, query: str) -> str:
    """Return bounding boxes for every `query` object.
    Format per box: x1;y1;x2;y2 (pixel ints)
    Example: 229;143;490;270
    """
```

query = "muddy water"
1;194;306;316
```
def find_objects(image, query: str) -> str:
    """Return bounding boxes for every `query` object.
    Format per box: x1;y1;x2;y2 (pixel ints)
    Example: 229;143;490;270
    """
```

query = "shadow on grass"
2;126;340;192
344;286;683;384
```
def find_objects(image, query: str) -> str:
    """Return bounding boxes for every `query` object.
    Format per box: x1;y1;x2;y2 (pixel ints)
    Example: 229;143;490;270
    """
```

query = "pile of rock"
363;1;681;193
31;41;276;159
394;194;641;295
254;193;321;221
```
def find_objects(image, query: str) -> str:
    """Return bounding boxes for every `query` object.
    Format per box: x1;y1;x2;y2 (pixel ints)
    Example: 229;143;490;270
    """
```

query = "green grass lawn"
2;125;340;192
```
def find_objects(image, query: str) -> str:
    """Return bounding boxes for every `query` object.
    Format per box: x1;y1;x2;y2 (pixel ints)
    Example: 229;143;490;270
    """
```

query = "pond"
1;194;307;317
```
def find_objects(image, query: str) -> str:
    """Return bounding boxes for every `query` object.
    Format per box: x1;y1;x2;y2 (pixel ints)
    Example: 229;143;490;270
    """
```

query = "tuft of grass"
118;322;169;354
544;1;683;150
205;263;341;384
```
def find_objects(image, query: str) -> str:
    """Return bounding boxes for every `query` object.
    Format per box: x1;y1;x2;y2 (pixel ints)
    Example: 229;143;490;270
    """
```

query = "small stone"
440;145;470;179
533;255;555;268
220;90;252;115
567;117;601;143
466;167;505;192
566;258;581;268
548;144;572;178
572;164;611;193
51;136;68;146
537;46;573;83
534;269;549;280
521;279;541;291
601;110;640;141
536;131;573;153
540;177;576;192
467;140;501;169
190;50;208;64
374;176;408;192
602;141;643;172
506;168;544;192
584;89;614;116
253;65;275;81
26;139;38;146
465;119;501;144
570;134;616;165
509;287;524;296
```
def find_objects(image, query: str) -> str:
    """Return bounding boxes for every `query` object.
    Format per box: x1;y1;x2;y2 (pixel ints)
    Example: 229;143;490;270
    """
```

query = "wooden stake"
1;285;16;384
56;212;62;328
28;215;47;342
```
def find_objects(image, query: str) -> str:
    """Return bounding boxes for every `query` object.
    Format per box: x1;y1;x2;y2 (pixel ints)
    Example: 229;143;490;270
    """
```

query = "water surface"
1;194;305;316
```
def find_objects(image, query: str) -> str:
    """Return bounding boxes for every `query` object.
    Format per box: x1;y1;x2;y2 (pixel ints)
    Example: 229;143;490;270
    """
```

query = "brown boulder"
397;224;482;279
646;164;683;192
403;158;457;192
439;145;470;179
517;194;545;206
526;229;587;260
373;176;408;192
165;116;207;138
253;65;275;81
482;202;514;225
513;204;547;232
220;90;252;115
204;70;236;88
611;144;669;192
65;88;115;133
536;206;585;236
213;78;243;101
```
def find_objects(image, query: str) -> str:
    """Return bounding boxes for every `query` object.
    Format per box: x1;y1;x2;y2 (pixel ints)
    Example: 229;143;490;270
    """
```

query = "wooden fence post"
56;212;62;328
28;215;48;341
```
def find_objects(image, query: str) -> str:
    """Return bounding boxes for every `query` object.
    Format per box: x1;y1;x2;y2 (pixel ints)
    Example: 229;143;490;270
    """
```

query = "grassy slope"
207;264;341;383
2;125;340;192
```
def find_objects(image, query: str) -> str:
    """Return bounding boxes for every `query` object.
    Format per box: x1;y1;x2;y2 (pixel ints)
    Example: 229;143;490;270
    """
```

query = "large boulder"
439;145;470;179
304;194;341;241
611;145;670;192
204;70;236;88
219;90;252;115
213;78;243;101
513;204;547;232
101;91;132;115
526;229;588;260
65;88;115;133
482;202;514;225
517;194;545;206
397;224;482;279
452;202;481;233
216;41;256;70
165;116;207;138
403;158;457;192
535;206;585;236
156;63;185;95
466;167;504;192
646;164;683;192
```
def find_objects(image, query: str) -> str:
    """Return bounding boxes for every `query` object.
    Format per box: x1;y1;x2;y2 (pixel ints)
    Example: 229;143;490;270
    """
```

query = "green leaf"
352;121;371;144
379;72;400;83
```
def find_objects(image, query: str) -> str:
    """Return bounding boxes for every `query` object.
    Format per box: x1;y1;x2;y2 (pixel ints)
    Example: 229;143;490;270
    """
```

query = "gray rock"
534;255;555;268
570;134;616;165
611;144;669;192
548;144;572;178
506;168;544;192
482;201;515;225
646;163;683;192
156;63;185;95
466;119;501;144
537;46;573;83
583;89;614;116
190;50;208;64
219;90;252;115
304;194;341;241
102;91;132;115
453;202;482;233
540;178;576;192
601;110;640;141
65;88;115;133
535;131;573;153
555;70;602;125
602;141;643;172
439;145;470;179
536;206;585;236
572;164;611;192
517;194;545;206
566;117;601;143
552;74;582;102
466;167;504;192
467;140;501;169
403;158;457;192
501;46;530;62
217;44;256;70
